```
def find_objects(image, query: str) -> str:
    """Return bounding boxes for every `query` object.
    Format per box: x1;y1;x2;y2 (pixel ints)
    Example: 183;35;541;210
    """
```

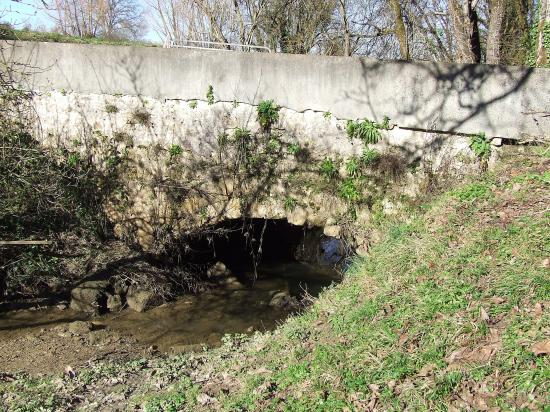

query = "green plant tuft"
287;143;301;155
347;117;390;144
66;152;80;167
339;178;361;203
283;196;297;211
267;138;280;152
189;100;197;109
453;181;493;202
469;132;491;160
206;85;215;105
105;104;118;114
234;128;251;141
320;158;338;180
257;100;280;130
217;133;229;148
361;147;379;165
345;157;360;177
169;144;183;158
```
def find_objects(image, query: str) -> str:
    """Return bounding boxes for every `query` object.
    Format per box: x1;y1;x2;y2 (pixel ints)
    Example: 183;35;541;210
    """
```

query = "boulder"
207;261;231;279
69;280;109;313
269;291;299;308
126;286;158;312
170;343;204;354
68;320;93;335
223;276;244;290
106;293;123;312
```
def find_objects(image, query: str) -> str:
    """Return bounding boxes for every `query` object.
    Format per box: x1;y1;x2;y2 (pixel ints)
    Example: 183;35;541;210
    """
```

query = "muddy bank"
0;262;340;376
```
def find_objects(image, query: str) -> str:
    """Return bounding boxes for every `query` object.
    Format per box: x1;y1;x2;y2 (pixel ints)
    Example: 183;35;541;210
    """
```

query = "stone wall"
26;89;478;251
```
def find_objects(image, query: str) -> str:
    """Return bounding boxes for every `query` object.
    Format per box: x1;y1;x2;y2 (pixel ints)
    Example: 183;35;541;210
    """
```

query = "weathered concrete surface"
2;40;549;140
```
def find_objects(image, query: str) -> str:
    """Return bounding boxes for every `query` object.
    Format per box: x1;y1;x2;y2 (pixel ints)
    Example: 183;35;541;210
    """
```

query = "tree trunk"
389;0;409;59
486;0;505;64
449;0;482;63
536;0;549;66
338;0;351;56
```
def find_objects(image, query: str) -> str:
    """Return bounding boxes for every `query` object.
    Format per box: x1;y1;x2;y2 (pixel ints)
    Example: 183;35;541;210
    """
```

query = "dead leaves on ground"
531;340;550;356
447;326;502;366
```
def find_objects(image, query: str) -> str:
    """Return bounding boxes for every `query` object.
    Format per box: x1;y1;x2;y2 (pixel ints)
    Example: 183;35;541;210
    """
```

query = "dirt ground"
0;306;154;376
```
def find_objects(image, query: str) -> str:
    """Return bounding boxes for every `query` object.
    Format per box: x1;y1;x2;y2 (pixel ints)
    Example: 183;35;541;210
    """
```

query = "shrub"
0;129;112;296
257;100;279;130
113;131;134;146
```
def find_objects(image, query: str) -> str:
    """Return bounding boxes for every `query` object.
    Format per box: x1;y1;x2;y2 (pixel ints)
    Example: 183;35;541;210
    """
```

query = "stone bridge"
2;41;549;251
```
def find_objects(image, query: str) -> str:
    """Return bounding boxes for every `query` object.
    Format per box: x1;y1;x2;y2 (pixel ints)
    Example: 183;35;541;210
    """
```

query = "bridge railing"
166;39;271;53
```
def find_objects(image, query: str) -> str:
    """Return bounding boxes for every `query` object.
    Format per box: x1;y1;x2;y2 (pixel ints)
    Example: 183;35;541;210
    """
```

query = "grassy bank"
1;145;548;411
0;27;158;47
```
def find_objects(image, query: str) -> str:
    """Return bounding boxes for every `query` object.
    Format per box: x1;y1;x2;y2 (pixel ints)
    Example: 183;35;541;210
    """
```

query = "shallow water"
0;262;340;353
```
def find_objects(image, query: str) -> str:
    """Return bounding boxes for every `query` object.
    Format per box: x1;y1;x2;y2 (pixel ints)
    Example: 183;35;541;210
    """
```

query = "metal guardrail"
167;39;271;53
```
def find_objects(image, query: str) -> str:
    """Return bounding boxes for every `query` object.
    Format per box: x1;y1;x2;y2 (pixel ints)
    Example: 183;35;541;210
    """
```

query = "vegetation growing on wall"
470;132;492;160
257;100;280;131
105;103;119;113
130;107;151;125
138;104;414;261
0;61;127;297
206;85;215;105
346;116;390;144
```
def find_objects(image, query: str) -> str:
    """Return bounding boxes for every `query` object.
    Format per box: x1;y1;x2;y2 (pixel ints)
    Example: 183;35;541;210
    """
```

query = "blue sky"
1;0;160;42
